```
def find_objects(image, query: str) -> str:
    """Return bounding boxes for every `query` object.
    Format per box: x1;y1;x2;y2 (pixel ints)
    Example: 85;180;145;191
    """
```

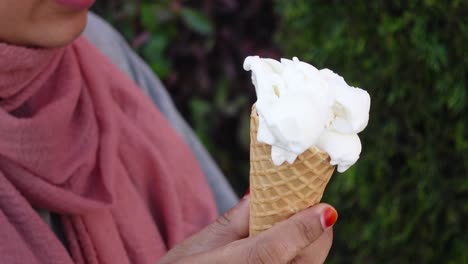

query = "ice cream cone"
249;106;336;236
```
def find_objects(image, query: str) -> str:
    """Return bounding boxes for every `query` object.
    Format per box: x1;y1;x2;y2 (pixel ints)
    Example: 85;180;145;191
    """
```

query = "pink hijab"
0;36;217;263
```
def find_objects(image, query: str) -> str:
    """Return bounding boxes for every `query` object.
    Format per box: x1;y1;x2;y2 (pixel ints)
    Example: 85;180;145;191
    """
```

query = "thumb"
240;203;337;263
186;203;337;264
160;196;250;263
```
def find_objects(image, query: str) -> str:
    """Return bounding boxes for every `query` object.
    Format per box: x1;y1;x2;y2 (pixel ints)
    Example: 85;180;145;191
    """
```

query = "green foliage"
94;1;214;79
179;7;214;35
276;1;468;263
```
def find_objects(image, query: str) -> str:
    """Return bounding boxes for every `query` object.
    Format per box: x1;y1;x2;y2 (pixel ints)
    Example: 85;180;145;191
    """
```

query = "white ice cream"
244;56;371;172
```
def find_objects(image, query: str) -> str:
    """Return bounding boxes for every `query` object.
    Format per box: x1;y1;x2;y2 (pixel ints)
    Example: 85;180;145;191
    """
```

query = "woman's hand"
159;196;336;264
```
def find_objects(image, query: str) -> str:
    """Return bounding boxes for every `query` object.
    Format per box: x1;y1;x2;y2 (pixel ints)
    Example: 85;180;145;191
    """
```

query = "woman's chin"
6;11;89;49
33;12;89;48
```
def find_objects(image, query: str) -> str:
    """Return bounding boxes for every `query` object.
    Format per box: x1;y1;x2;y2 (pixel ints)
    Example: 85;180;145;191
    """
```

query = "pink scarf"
0;37;217;264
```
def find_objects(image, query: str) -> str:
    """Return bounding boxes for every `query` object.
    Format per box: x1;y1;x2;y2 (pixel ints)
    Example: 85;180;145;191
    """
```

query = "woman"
0;1;336;263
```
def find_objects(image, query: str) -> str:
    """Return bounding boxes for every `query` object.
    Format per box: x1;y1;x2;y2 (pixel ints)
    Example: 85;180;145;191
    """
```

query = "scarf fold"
0;37;217;264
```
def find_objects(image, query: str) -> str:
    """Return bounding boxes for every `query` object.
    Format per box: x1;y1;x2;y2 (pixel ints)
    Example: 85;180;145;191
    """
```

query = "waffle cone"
249;107;335;236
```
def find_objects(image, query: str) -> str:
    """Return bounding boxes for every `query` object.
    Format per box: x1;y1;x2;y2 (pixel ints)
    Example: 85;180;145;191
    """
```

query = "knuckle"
292;217;322;245
247;240;288;264
289;256;303;264
208;211;233;236
215;213;232;228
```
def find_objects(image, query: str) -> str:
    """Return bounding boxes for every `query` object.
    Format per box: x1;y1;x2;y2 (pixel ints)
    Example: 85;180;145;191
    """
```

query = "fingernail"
321;207;338;229
243;187;250;198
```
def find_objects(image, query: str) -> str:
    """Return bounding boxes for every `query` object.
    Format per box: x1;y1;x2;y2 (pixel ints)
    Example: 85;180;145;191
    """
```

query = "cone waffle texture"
249;107;335;236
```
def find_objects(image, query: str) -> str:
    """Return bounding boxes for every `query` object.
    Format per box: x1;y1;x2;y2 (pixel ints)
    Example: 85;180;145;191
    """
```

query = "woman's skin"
159;197;335;264
0;0;91;47
0;1;335;263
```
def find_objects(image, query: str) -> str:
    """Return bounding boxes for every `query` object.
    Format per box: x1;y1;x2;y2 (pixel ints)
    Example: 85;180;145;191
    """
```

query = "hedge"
275;1;468;263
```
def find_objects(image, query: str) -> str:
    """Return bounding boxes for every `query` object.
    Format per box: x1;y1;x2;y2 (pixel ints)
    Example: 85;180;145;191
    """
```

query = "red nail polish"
243;187;250;198
322;207;338;228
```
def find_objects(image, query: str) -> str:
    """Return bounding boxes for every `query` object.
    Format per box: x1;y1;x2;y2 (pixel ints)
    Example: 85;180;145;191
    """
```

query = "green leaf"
142;35;171;78
141;4;157;31
179;7;214;35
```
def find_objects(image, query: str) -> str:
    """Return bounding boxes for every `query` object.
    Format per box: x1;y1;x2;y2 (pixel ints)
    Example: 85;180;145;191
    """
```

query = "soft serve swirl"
244;56;371;172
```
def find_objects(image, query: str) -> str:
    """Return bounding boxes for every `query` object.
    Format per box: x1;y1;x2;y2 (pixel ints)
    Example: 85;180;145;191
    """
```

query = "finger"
293;227;334;264
246;204;338;263
159;196;250;263
204;195;250;242
181;204;337;264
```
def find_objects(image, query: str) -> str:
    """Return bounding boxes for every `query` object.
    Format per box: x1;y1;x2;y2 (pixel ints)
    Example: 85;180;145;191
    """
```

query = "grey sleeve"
83;12;238;214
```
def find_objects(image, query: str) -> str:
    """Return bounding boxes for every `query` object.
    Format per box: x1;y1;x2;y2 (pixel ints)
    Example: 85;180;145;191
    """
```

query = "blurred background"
92;1;467;263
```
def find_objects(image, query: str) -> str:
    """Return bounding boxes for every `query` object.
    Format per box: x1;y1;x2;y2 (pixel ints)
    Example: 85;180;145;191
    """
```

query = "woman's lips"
56;0;96;10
